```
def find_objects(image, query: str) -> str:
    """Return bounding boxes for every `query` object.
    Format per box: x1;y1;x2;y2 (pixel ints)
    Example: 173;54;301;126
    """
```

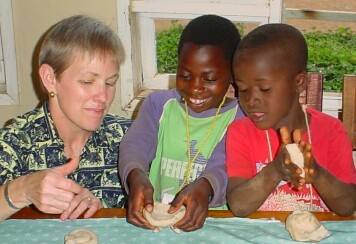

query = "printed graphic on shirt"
160;139;208;193
255;158;329;212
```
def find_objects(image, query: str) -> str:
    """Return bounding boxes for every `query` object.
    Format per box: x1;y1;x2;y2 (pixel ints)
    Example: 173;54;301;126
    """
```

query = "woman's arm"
0;158;85;222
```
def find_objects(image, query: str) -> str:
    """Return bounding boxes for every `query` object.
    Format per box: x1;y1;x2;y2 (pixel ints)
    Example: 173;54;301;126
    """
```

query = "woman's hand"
23;157;83;214
59;188;103;220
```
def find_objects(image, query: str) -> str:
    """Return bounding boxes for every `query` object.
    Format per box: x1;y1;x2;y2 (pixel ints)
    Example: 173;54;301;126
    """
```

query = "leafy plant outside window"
156;22;355;92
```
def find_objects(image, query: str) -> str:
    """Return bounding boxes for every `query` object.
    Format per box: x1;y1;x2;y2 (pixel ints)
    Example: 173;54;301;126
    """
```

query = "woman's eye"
106;82;116;87
261;87;270;92
80;80;92;85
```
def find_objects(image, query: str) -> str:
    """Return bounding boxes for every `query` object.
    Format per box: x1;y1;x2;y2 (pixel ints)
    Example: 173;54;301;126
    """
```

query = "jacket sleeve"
118;92;166;193
0;139;21;184
199;107;246;207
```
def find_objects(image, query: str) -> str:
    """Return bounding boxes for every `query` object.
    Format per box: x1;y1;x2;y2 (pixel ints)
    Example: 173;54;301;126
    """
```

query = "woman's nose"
93;84;108;102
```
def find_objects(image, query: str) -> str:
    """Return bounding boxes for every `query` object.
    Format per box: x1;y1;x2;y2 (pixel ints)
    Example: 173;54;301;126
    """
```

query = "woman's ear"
39;64;56;93
295;72;308;94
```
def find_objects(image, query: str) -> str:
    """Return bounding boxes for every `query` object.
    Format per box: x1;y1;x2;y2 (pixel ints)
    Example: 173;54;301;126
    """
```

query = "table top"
9;206;356;222
4;207;356;244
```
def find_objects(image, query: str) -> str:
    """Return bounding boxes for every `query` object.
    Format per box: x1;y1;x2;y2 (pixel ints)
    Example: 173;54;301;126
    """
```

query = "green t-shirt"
149;99;237;209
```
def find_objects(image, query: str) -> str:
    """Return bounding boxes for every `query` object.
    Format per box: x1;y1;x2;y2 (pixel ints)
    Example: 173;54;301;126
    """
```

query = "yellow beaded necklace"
177;95;227;192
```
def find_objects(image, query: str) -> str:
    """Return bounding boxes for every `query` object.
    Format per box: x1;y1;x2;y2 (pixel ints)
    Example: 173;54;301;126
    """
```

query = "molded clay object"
286;143;305;177
143;202;186;233
64;228;98;244
286;210;330;242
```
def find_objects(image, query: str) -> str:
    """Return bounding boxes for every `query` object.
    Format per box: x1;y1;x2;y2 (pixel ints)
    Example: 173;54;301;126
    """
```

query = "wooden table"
9;206;356;222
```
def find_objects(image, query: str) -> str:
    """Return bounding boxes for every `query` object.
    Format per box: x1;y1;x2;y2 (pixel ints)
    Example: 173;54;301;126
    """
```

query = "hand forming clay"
286;143;305;177
64;228;98;244
143;201;186;233
286;210;330;242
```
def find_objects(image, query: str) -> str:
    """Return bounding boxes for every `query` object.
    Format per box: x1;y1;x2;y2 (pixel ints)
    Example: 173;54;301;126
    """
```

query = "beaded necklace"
177;95;227;192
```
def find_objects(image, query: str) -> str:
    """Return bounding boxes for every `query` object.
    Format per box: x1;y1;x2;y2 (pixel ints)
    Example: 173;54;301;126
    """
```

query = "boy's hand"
302;142;319;184
126;168;155;230
275;127;305;189
169;178;210;232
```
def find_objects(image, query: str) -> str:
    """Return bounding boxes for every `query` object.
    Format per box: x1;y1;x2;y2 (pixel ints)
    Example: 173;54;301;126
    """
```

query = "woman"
0;15;131;222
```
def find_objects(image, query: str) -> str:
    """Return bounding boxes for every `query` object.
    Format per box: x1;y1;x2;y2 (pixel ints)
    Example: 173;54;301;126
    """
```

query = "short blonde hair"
39;15;125;78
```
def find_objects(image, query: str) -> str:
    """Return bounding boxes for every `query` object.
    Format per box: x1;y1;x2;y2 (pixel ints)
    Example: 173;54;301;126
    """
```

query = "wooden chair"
342;74;356;150
299;72;324;111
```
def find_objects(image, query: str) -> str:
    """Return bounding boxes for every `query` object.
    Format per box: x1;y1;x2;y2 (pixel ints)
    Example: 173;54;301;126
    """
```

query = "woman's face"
176;43;232;113
51;54;119;133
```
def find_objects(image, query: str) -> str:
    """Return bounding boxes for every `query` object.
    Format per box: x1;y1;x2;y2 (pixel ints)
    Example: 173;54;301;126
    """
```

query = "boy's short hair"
178;14;240;62
39;15;124;78
235;23;308;74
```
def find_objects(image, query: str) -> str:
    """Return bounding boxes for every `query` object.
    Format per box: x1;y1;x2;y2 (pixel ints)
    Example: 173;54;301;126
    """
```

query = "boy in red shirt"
226;23;356;216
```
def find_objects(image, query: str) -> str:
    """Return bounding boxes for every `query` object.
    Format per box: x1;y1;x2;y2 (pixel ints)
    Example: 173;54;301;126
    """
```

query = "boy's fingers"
279;127;291;145
292;129;303;143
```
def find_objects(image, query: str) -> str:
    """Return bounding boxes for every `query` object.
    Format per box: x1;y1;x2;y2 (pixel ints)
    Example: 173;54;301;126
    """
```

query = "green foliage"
156;21;183;73
156;22;356;92
155;21;245;74
305;27;356;92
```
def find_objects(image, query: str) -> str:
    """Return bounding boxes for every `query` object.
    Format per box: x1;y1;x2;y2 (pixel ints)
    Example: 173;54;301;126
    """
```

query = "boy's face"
176;43;231;113
233;48;301;130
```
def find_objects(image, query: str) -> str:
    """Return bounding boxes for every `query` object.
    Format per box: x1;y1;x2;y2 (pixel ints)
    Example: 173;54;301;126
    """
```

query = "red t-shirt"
226;108;356;211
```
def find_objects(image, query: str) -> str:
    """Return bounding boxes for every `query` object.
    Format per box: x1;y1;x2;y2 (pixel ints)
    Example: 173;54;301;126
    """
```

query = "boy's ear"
295;72;308;94
39;64;56;93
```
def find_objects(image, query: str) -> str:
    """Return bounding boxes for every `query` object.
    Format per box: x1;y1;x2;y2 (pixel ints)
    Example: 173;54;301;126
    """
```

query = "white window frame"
118;0;282;111
0;0;19;105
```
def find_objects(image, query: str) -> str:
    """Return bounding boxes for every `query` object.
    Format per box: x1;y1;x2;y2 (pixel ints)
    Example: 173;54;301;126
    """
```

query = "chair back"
342;74;356;150
299;72;323;111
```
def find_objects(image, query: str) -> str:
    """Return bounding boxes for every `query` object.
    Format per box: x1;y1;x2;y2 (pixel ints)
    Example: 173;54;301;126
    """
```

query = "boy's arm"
118;93;164;193
296;122;356;216
198;137;228;207
227;154;302;217
226;125;302;217
303;147;356;216
227;163;281;216
198;107;246;207
310;163;356;216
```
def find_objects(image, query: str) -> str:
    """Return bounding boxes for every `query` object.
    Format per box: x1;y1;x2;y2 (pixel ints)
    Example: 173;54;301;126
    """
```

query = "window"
0;0;18;105
117;0;282;111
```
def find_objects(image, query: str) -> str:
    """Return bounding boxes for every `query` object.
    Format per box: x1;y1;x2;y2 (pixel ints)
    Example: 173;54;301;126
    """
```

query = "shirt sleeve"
199;108;246;207
0;139;21;184
118;92;166;193
312;112;356;184
226;118;257;178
